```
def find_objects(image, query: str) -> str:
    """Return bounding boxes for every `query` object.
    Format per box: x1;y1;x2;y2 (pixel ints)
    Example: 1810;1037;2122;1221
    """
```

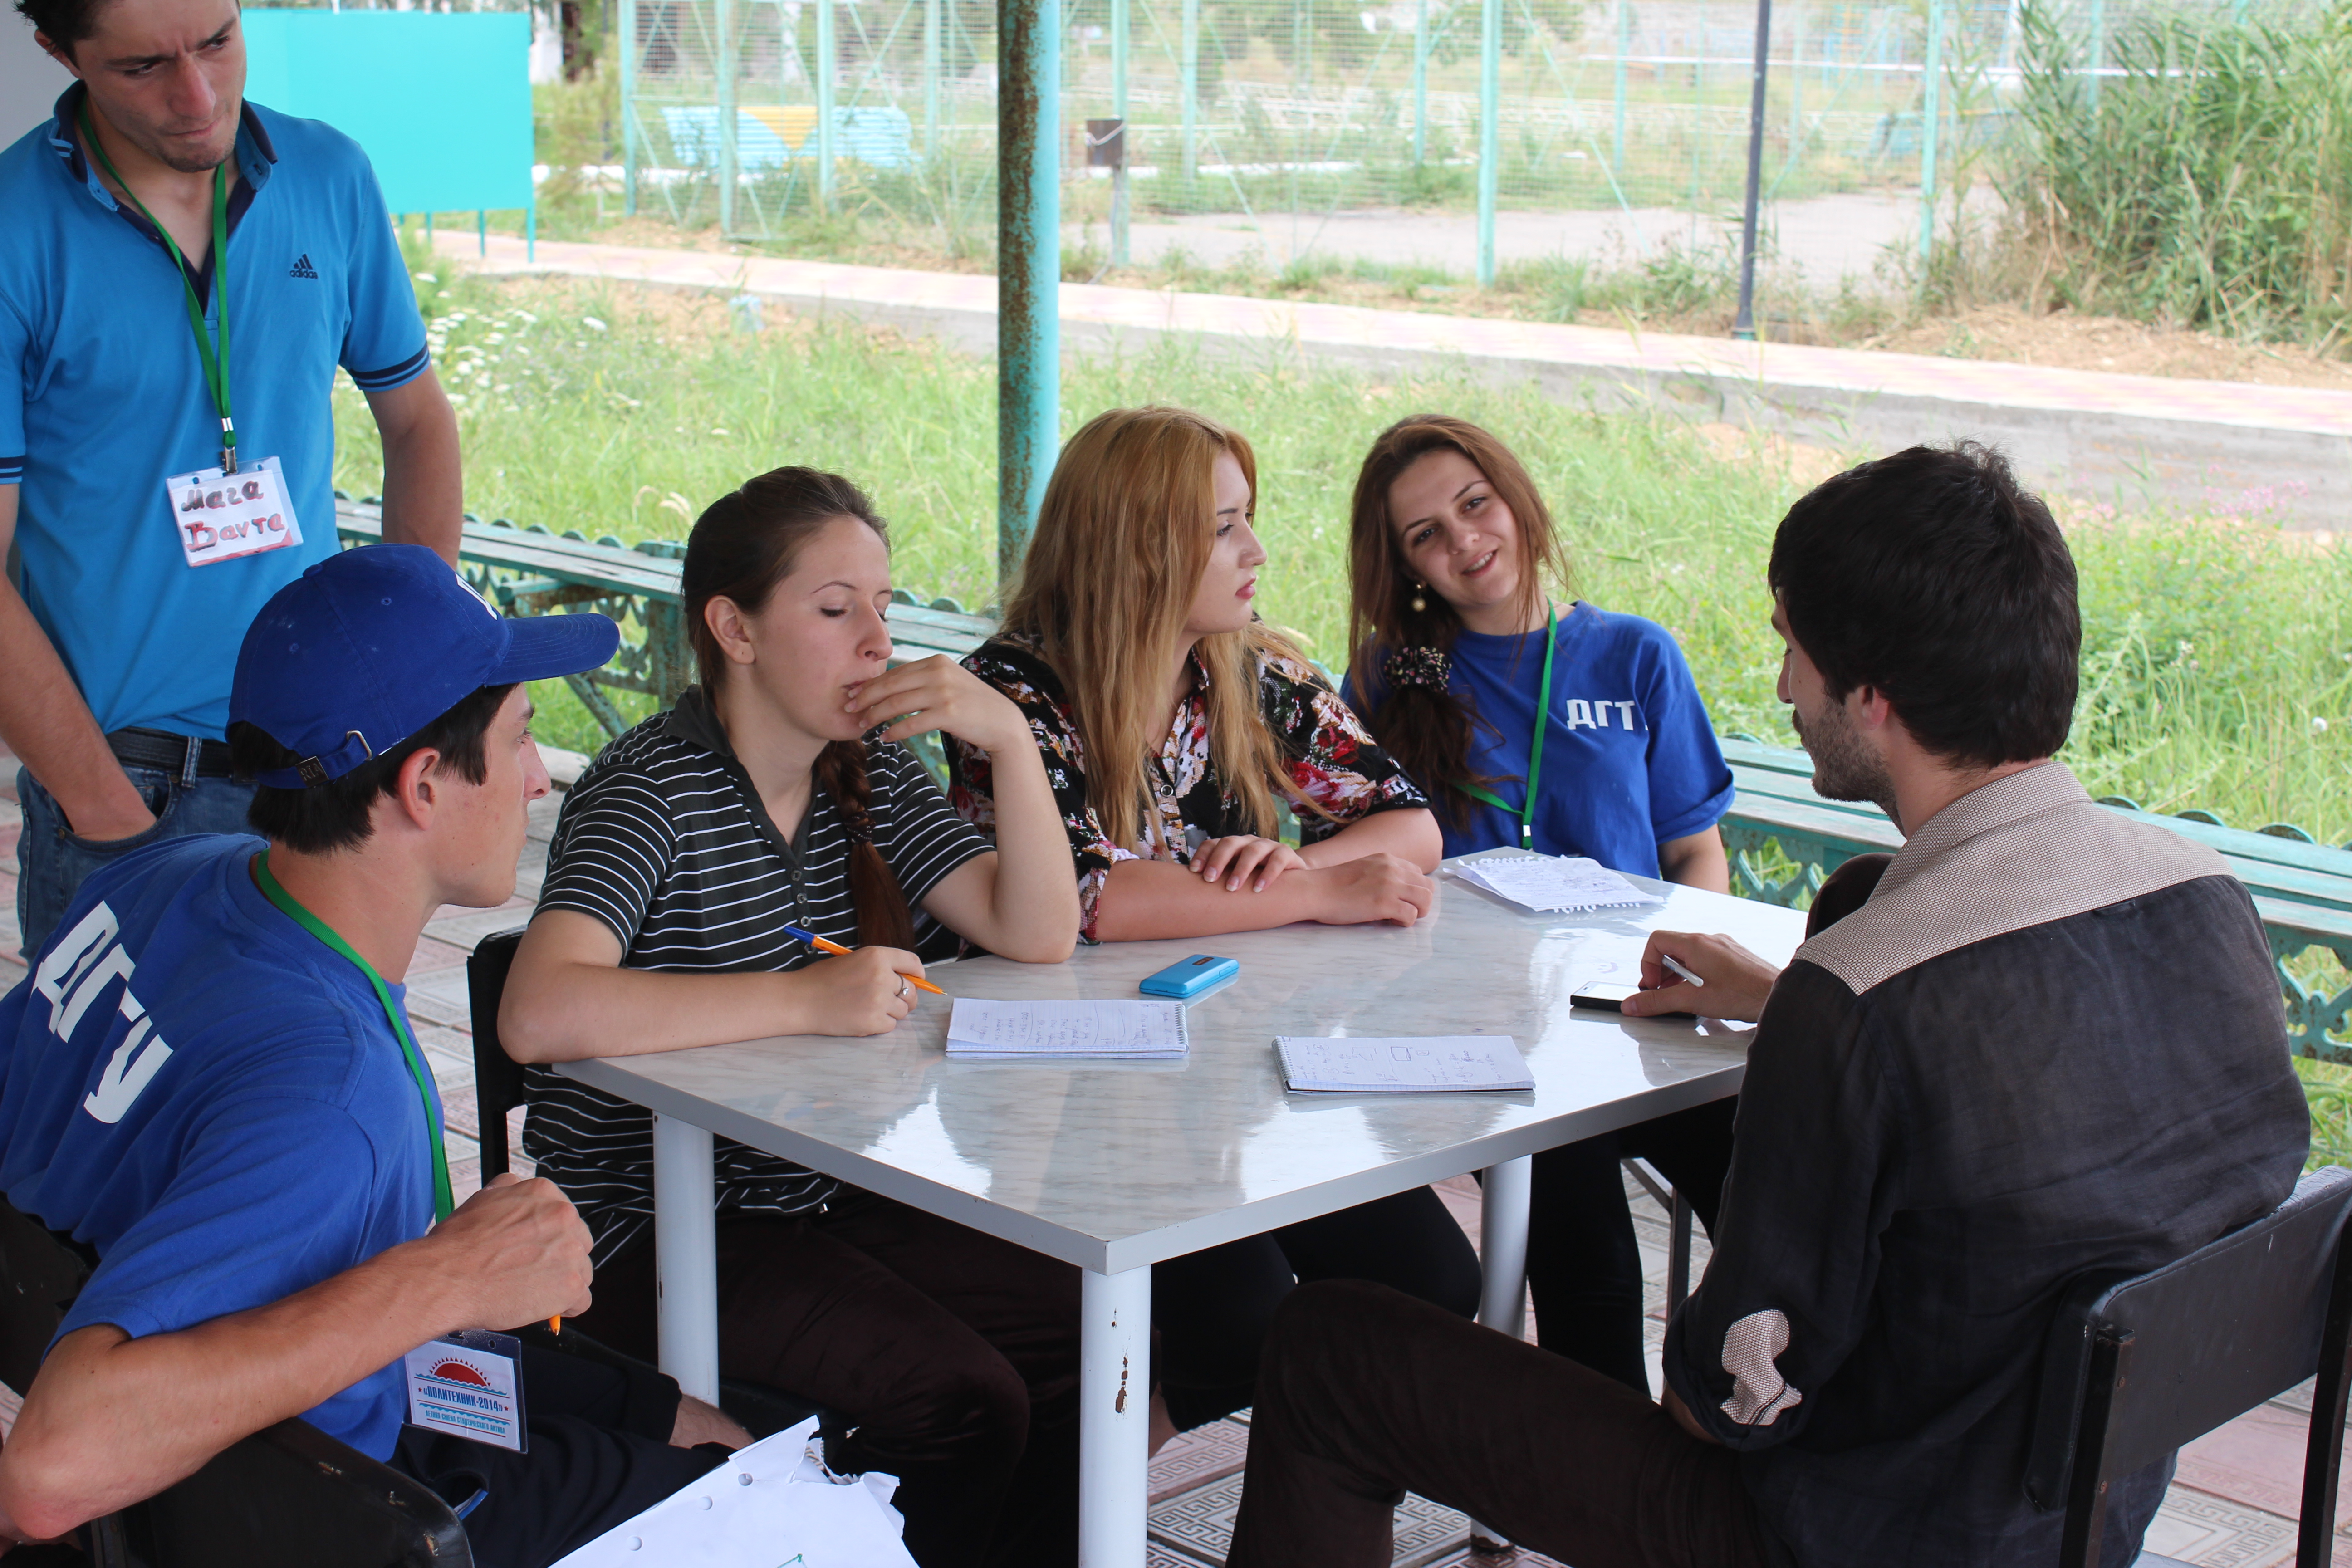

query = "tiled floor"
0;751;2344;1564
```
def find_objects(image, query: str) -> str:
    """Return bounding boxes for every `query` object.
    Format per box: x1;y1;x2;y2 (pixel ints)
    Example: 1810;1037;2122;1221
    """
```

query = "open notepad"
946;998;1190;1060
1450;854;1663;914
1276;1036;1534;1093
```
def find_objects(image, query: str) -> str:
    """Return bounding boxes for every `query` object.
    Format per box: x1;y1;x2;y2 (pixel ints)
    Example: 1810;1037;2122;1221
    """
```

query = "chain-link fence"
606;0;2323;289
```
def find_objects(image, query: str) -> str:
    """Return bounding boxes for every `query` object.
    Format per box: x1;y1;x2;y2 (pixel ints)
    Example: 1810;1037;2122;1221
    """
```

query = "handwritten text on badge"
163;455;303;568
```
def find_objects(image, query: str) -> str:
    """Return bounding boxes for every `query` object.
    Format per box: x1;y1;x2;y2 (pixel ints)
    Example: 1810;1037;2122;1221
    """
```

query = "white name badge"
164;455;303;568
403;1329;528;1453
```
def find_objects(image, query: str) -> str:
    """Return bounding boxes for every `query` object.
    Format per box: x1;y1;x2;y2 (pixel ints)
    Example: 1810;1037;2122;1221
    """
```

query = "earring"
1410;582;1427;614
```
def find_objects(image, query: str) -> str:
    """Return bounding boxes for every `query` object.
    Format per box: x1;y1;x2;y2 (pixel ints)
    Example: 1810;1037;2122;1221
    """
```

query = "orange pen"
783;923;945;995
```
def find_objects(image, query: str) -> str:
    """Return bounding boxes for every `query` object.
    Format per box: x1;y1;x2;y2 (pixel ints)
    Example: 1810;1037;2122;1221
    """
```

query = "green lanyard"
80;105;238;475
1458;600;1558;852
253;852;456;1224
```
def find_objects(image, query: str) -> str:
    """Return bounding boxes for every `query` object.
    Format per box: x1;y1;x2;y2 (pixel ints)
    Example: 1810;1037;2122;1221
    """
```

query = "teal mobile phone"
1139;954;1241;999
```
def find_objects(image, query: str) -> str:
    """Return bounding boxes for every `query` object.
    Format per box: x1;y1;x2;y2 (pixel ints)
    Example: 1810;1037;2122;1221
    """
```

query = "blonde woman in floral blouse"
947;404;1480;1451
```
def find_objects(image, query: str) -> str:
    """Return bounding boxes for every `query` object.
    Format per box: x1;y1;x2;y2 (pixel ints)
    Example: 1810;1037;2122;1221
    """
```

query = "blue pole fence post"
1412;0;1428;167
817;0;836;210
925;0;941;158
999;0;1062;587
717;0;738;234
1917;0;1939;262
477;209;487;256
1731;0;1771;340
527;197;536;263
1613;0;1628;176
2086;0;2103;110
1181;0;1200;181
621;0;638;215
1477;0;1499;285
1112;0;1130;265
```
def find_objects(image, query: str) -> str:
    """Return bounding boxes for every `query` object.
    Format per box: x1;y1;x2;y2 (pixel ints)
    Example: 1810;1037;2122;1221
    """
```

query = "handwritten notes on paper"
946;999;1190;1060
1450;854;1663;914
1275;1036;1534;1093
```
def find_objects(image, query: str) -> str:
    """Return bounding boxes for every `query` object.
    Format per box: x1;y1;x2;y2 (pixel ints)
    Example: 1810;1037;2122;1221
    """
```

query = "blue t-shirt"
0;86;430;740
0;835;441;1460
1346;603;1735;875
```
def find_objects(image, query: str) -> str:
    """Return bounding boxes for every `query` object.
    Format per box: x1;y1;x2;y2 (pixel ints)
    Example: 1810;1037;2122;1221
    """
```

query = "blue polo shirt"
0;834;441;1460
1346;602;1735;875
0;85;430;740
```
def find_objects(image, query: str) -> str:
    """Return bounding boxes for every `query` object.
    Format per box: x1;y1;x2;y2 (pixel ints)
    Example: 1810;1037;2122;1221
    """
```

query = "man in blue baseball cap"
0;544;750;1564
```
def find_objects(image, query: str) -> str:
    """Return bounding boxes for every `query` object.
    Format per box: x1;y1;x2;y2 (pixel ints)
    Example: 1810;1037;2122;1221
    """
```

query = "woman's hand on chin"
848;657;1034;755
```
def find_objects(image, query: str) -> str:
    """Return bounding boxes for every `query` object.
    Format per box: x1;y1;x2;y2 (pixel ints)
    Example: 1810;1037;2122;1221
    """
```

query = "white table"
559;858;1808;1566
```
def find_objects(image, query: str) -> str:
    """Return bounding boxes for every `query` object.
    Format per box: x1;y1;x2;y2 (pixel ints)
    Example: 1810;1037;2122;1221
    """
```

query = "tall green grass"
337;268;2352;844
2007;0;2352;344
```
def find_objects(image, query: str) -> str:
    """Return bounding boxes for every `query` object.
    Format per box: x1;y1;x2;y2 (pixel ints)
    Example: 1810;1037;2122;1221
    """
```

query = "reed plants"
2005;0;2352;346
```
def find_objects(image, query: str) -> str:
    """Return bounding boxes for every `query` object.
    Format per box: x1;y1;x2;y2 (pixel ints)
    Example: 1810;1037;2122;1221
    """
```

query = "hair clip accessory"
1384;646;1452;690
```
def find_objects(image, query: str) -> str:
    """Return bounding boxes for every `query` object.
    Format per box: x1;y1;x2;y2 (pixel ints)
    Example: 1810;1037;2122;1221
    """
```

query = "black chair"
466;928;823;1441
0;1200;469;1568
2027;1163;2352;1568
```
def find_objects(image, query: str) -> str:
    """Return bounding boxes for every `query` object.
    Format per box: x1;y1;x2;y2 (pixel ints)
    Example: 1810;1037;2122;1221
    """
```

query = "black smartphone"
1570;982;1641;1012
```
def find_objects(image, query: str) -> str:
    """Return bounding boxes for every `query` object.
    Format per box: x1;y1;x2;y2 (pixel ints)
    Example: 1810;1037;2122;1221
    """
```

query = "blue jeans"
15;764;256;959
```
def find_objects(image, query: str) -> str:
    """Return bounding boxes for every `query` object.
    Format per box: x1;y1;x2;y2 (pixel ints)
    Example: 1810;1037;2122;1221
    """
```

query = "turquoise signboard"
240;10;531;214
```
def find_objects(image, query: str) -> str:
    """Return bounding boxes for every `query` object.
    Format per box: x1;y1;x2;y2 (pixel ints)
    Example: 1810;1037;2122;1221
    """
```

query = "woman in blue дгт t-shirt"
1337;411;1742;1396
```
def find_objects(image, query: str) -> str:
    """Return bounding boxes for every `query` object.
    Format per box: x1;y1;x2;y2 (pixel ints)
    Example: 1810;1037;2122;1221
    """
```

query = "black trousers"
1152;1185;1483;1431
1523;1098;1738;1392
1225;1280;1776;1568
392;1343;729;1568
568;1188;1081;1568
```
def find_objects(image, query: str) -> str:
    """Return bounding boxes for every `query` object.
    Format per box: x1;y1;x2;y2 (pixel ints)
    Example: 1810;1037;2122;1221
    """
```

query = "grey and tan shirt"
1662;761;2309;1568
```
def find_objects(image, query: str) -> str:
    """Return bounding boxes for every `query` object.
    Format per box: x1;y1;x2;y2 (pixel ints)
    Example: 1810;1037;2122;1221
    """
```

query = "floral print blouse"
947;630;1431;939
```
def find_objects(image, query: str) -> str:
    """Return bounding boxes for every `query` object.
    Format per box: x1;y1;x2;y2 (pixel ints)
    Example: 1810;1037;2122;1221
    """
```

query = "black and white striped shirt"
521;687;992;1264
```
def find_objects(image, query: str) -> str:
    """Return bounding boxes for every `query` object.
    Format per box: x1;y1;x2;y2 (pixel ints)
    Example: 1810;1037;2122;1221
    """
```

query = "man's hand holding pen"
1619;931;1783;1022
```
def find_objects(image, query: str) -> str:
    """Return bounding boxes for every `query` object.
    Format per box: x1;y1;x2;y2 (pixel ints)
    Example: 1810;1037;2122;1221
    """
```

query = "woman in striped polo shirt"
499;467;1084;1568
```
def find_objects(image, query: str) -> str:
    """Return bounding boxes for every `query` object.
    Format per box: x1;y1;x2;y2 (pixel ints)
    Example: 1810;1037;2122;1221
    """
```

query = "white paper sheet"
1450;854;1662;913
945;998;1190;1058
549;1418;918;1568
1275;1035;1534;1093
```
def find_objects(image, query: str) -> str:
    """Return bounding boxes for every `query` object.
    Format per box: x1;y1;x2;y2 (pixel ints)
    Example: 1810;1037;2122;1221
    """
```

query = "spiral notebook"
946;998;1190;1059
1450;854;1661;914
1276;1035;1534;1093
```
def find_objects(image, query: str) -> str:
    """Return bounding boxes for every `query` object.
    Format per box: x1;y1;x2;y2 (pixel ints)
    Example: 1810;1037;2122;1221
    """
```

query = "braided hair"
683;467;916;949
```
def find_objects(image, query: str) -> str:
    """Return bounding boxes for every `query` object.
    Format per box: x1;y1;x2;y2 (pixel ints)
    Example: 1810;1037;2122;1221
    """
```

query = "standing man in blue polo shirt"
1;0;462;956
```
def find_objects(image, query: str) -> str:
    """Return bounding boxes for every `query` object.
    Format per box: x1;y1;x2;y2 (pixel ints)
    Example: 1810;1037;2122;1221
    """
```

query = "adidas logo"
288;253;318;279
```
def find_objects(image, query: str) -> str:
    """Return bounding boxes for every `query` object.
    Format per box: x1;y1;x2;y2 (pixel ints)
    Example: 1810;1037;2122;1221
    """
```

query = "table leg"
652;1114;719;1404
1079;1264;1152;1568
1471;1154;1533;1550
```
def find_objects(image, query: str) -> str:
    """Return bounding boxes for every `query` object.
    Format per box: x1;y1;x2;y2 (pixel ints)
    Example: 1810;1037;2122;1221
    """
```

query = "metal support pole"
717;0;738;234
1732;0;1772;340
924;0;941;158
477;208;487;256
526;196;536;263
1789;6;1804;162
1469;1156;1533;1553
1112;0;1129;266
1412;0;1429;167
1180;0;1200;181
1079;1267;1152;1568
1612;0;1628;176
652;1115;719;1404
620;0;637;214
2086;0;2104;110
1917;0;1939;262
1476;0;1500;286
999;0;1062;587
816;0;836;209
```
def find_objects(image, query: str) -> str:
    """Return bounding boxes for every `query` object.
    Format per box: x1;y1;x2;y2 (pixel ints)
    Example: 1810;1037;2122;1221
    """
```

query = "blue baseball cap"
231;544;620;789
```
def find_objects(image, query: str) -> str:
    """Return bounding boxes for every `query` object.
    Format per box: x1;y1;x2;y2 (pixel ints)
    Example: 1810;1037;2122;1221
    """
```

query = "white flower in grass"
712;427;731;436
583;316;609;332
2315;717;2331;735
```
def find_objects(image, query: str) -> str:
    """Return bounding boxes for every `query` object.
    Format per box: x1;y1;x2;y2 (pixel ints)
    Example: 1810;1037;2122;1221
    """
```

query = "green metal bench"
1719;737;2352;1064
334;497;2352;1062
333;495;995;770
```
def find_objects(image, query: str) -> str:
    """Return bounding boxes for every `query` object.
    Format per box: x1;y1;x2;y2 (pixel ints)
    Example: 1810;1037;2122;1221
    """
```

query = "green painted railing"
339;497;2352;1067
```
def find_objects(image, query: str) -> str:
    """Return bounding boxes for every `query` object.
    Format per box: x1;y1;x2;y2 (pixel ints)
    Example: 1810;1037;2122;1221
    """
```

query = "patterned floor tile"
425;900;537;950
2147;1486;2299;1567
1150;1471;1468;1568
402;965;480;1030
409;934;474;975
1151;1419;1250;1504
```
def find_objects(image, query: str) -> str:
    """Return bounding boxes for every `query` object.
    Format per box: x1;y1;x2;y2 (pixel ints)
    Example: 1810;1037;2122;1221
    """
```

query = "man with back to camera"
0;545;752;1566
1223;442;2313;1568
2;0;461;956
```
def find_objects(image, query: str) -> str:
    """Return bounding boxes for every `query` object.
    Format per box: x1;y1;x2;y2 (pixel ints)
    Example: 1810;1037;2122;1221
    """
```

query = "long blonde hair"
1001;405;1308;849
